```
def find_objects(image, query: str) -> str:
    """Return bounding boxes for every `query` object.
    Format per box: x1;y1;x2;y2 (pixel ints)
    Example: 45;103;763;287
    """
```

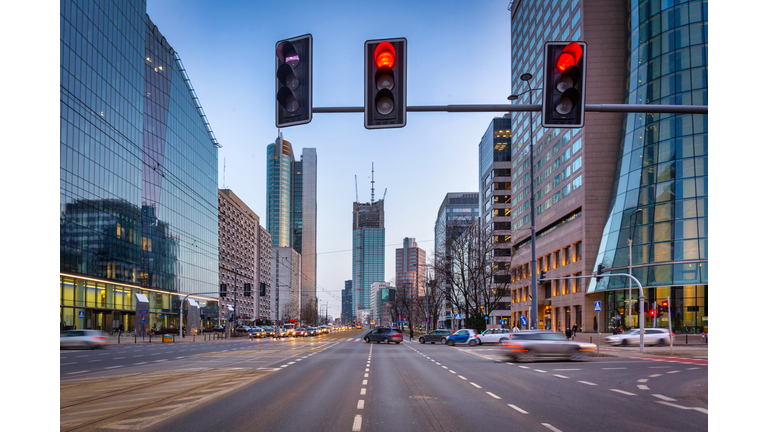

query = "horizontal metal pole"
313;104;707;114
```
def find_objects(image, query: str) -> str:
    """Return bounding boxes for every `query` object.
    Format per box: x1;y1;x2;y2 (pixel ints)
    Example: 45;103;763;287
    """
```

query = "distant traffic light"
244;283;251;297
595;264;605;282
220;283;227;297
276;34;312;127
543;41;587;128
661;300;669;313
539;270;546;284
364;38;407;129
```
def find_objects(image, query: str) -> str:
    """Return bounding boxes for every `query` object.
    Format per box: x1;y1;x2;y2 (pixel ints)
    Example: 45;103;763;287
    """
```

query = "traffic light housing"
276;34;312;127
543;41;587;128
595;264;605;281
649;308;655;317
661;300;669;312
364;38;407;129
220;284;227;297
539;270;546;283
244;283;251;297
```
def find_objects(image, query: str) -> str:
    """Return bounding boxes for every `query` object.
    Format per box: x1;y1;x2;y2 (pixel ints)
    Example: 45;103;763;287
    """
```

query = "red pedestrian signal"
543;41;587;128
365;38;407;129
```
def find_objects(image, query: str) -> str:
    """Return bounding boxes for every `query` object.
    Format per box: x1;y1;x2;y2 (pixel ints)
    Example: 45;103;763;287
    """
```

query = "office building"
271;247;301;322
352;193;385;320
257;226;273;321
266;134;317;314
342;280;353;325
395;238;427;301
371;281;393;327
586;0;708;333
60;0;219;332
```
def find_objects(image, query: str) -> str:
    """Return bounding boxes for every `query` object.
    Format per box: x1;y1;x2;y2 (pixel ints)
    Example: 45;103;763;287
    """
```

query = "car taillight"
92;336;106;340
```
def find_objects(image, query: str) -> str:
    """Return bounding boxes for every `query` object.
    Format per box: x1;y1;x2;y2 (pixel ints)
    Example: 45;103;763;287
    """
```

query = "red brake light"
92;336;106;340
556;42;583;71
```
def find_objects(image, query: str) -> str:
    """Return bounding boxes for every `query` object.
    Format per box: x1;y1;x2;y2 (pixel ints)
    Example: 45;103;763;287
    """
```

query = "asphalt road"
60;330;707;432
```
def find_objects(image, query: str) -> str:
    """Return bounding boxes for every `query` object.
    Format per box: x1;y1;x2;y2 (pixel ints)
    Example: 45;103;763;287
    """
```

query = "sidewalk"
571;332;708;359
101;332;237;345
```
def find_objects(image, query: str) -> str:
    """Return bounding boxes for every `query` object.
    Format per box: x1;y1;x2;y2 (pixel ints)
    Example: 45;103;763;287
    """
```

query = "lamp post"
628;208;643;330
509;73;542;329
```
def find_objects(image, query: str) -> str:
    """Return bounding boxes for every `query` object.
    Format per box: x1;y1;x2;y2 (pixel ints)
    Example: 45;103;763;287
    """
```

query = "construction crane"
382;188;387;202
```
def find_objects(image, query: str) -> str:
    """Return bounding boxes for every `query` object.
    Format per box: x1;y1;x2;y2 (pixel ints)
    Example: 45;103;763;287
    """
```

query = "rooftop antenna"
371;162;375;204
355;175;359;203
223;157;226;189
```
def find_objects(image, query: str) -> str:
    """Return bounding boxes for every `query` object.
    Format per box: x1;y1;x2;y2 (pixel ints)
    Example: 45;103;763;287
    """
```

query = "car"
210;325;225;332
445;329;481;346
605;328;674;347
294;328;308;337
248;327;266;339
477;328;515;345
60;330;108;349
364;327;403;344
419;329;453;344
235;326;252;335
307;327;318;336
502;330;596;362
356;323;362;329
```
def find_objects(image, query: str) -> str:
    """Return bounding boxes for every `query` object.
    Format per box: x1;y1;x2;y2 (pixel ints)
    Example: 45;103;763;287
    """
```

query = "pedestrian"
571;324;577;341
512;325;520;333
565;327;572;340
409;327;414;341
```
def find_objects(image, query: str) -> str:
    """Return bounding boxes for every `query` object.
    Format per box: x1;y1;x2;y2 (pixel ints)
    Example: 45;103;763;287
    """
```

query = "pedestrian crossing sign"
594;301;602;312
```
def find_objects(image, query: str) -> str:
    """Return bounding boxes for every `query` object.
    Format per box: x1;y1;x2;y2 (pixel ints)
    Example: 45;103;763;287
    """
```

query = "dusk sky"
145;0;514;318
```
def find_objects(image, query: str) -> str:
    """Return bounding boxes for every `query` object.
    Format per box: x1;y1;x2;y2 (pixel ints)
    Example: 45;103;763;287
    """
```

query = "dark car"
364;327;403;344
419;329;453;344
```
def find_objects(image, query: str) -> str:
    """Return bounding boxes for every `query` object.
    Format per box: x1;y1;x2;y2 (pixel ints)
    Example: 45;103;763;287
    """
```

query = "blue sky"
145;0;514;318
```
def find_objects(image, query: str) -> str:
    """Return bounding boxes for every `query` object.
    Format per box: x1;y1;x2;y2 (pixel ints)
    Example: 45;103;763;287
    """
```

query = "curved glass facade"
60;0;219;332
588;0;707;332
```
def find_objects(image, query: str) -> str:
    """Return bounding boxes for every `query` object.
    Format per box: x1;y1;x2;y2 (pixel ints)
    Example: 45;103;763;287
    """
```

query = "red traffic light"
661;301;668;307
556;42;583;71
649;309;655;316
375;42;395;68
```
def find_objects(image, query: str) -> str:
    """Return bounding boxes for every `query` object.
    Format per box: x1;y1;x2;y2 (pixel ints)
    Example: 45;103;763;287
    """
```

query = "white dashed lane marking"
508;404;528;414
610;389;636;396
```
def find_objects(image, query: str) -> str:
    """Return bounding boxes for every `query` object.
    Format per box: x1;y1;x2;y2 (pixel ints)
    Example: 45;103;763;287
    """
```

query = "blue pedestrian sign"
594;301;602;312
521;315;528;327
454;314;462;320
78;311;85;318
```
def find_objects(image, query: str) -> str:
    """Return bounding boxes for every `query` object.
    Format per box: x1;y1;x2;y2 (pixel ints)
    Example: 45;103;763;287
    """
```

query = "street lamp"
509;73;542;329
627;208;643;330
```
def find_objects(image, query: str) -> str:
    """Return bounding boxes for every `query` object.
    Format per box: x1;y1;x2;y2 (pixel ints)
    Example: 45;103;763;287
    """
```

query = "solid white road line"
507;404;528;414
542;423;563;432
352;414;363;431
610;389;636;396
470;382;482;388
486;392;501;399
653;394;677;402
357;400;365;409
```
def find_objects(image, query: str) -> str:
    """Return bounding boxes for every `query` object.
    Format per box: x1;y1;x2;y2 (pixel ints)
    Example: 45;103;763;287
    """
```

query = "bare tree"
300;303;317;326
432;218;519;330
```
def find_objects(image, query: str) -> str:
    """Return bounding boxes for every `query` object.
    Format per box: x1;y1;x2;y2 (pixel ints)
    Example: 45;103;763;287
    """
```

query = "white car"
60;330;108;349
477;328;515;345
605;328;673;346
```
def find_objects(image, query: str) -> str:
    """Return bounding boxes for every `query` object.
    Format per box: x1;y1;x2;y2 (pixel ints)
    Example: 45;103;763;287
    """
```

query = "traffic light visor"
375;42;396;68
556;42;583;71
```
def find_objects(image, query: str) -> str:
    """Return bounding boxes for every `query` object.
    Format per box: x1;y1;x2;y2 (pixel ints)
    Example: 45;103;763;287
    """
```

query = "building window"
563;246;570;266
573;272;581;293
554;250;560;269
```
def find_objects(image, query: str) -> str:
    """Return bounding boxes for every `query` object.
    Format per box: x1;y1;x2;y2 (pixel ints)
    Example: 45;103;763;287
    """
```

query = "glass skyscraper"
352;199;385;319
60;0;219;332
266;134;317;313
588;0;708;333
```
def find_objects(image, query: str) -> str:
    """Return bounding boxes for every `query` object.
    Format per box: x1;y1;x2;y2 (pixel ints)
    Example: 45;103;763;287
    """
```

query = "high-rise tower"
352;165;385;319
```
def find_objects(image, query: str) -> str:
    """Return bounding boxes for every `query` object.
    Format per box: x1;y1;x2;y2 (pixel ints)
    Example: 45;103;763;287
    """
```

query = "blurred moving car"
61;330;108;349
445;329;480;346
419;329;453;344
294;328;307;337
211;325;225;332
364;327;403;344
502;330;596;362
477;328;514;345
605;328;673;346
307;327;318;336
248;327;266;339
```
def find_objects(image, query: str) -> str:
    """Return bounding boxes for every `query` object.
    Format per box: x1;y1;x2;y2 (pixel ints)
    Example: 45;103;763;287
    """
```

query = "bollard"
149;334;152;343
135;334;137;344
686;334;688;344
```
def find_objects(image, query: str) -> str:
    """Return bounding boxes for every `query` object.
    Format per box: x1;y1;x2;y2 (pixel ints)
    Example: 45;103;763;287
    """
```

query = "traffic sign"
78;311;85;318
594;301;602;312
484;316;489;321
521;315;528;327
454;314;462;320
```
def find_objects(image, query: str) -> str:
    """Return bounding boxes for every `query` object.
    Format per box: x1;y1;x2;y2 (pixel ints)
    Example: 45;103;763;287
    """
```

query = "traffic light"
364;38;407;129
649;308;655;317
539;270;546;283
595;264;605;282
220;284;227;297
661;300;669;313
244;283;251;297
543;41;587;128
276;34;312;127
